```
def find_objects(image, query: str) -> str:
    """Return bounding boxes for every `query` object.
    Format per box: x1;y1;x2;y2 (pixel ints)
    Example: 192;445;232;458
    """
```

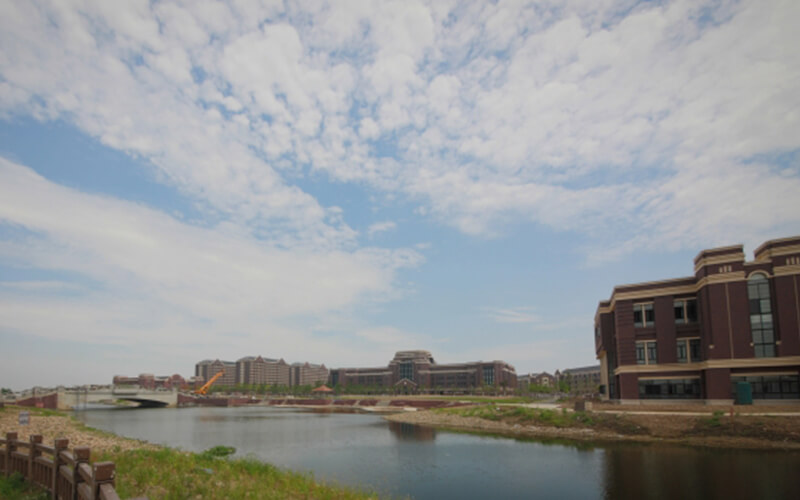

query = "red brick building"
330;350;517;391
595;236;800;403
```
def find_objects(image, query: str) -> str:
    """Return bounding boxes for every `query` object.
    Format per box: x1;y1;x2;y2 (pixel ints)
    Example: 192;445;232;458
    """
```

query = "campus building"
195;359;236;387
195;357;327;387
289;362;329;387
556;366;601;394
235;356;290;386
329;350;517;391
595;236;800;403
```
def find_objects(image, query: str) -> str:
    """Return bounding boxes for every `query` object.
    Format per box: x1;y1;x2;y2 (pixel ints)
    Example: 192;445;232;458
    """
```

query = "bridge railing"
1;432;142;500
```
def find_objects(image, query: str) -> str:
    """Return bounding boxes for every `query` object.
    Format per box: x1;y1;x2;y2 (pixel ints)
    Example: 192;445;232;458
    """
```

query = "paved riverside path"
498;402;800;417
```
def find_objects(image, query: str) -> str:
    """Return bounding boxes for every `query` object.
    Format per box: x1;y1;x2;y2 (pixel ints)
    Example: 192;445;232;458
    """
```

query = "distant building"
195;359;236;387
112;373;187;390
517;372;555;390
290;362;329;387
235;356;290;386
329;350;517;391
595;236;800;402
556;366;601;394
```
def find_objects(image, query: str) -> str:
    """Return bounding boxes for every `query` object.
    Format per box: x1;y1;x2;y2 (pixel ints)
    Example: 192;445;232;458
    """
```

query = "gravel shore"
0;407;157;453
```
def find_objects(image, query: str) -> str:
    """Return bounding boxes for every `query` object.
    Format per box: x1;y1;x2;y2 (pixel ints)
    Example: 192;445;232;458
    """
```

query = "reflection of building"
556;366;601;394
387;421;436;441
595;236;800;403
329;350;517;391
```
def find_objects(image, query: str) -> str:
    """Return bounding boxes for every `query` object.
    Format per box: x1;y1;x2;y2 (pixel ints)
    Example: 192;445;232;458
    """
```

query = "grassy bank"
1;406;378;499
93;447;377;499
384;404;800;450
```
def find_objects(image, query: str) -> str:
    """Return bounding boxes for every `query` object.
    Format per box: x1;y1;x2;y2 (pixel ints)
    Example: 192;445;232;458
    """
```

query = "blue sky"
1;0;799;390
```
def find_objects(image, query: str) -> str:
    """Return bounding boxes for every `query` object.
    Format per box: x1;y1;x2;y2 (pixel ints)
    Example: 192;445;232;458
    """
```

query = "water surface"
74;406;800;499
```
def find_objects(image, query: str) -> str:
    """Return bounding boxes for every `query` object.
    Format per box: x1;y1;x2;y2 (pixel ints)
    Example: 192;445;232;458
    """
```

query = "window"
399;362;413;381
483;366;495;386
636;341;657;365
674;299;698;324
639;378;701;399
748;274;776;358
677;341;687;363
633;303;654;328
731;375;799;399
676;338;702;363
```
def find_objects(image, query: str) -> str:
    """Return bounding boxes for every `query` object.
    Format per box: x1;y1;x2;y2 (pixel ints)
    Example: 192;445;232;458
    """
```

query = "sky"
1;0;799;390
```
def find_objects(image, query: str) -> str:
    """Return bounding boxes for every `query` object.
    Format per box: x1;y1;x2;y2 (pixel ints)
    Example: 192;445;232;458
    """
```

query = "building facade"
595;236;800;403
195;359;236;387
235;356;290;386
289;362;329;387
556;366;601;394
329;350;517;391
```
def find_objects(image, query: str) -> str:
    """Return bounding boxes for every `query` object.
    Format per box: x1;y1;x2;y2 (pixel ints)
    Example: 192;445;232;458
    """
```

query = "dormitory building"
595;236;800;403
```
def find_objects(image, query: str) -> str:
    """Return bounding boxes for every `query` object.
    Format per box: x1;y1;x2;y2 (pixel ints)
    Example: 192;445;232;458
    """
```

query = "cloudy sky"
1;0;799;390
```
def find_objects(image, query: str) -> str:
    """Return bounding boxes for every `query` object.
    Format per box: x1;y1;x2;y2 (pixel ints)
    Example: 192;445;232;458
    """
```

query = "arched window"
748;274;775;358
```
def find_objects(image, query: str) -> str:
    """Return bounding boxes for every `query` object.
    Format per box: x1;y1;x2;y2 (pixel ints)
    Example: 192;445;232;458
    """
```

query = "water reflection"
602;445;800;500
388;421;436;441
74;406;800;500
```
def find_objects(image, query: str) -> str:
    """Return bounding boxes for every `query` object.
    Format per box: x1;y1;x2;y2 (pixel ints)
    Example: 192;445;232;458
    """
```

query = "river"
73;406;800;499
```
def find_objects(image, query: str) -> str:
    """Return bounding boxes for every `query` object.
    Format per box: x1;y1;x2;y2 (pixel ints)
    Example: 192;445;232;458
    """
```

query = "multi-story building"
112;373;187;390
195;359;236;387
532;372;556;388
556;366;601;394
290;362;329;387
235;356;290;386
330;350;517;391
595;236;800;403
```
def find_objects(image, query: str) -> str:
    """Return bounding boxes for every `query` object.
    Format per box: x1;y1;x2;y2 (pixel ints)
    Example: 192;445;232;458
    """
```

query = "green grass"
94;446;380;499
436;404;650;434
0;473;49;500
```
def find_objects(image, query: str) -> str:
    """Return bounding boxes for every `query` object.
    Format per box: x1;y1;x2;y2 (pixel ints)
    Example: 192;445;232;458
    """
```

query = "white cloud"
0;158;421;350
2;0;797;261
367;221;397;236
484;307;540;324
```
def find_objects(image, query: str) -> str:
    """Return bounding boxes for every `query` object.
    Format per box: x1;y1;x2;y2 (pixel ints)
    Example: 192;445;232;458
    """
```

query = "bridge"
14;386;180;409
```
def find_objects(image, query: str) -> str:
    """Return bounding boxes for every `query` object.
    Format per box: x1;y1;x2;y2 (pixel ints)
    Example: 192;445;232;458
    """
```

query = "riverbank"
1;406;377;499
383;404;800;450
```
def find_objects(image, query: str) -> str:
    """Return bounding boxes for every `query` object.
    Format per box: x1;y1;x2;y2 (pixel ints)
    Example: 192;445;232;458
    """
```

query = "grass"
436;404;648;435
0;473;49;500
94;446;380;499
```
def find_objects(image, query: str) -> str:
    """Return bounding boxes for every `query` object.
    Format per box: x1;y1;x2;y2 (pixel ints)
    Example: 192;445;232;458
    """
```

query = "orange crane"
195;371;225;395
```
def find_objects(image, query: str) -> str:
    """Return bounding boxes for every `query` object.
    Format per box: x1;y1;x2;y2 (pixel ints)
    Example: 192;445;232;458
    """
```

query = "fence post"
72;446;90;500
52;438;68;500
91;462;116;499
5;432;17;478
28;434;42;483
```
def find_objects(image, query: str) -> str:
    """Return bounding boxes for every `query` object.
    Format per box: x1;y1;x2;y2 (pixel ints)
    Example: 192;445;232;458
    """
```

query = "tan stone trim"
638;375;701;381
693;245;743;263
615;363;705;375
615;356;800;375
773;264;800;277
693;252;746;273
754;243;800;261
731;371;799;377
705;356;800;369
610;284;696;306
